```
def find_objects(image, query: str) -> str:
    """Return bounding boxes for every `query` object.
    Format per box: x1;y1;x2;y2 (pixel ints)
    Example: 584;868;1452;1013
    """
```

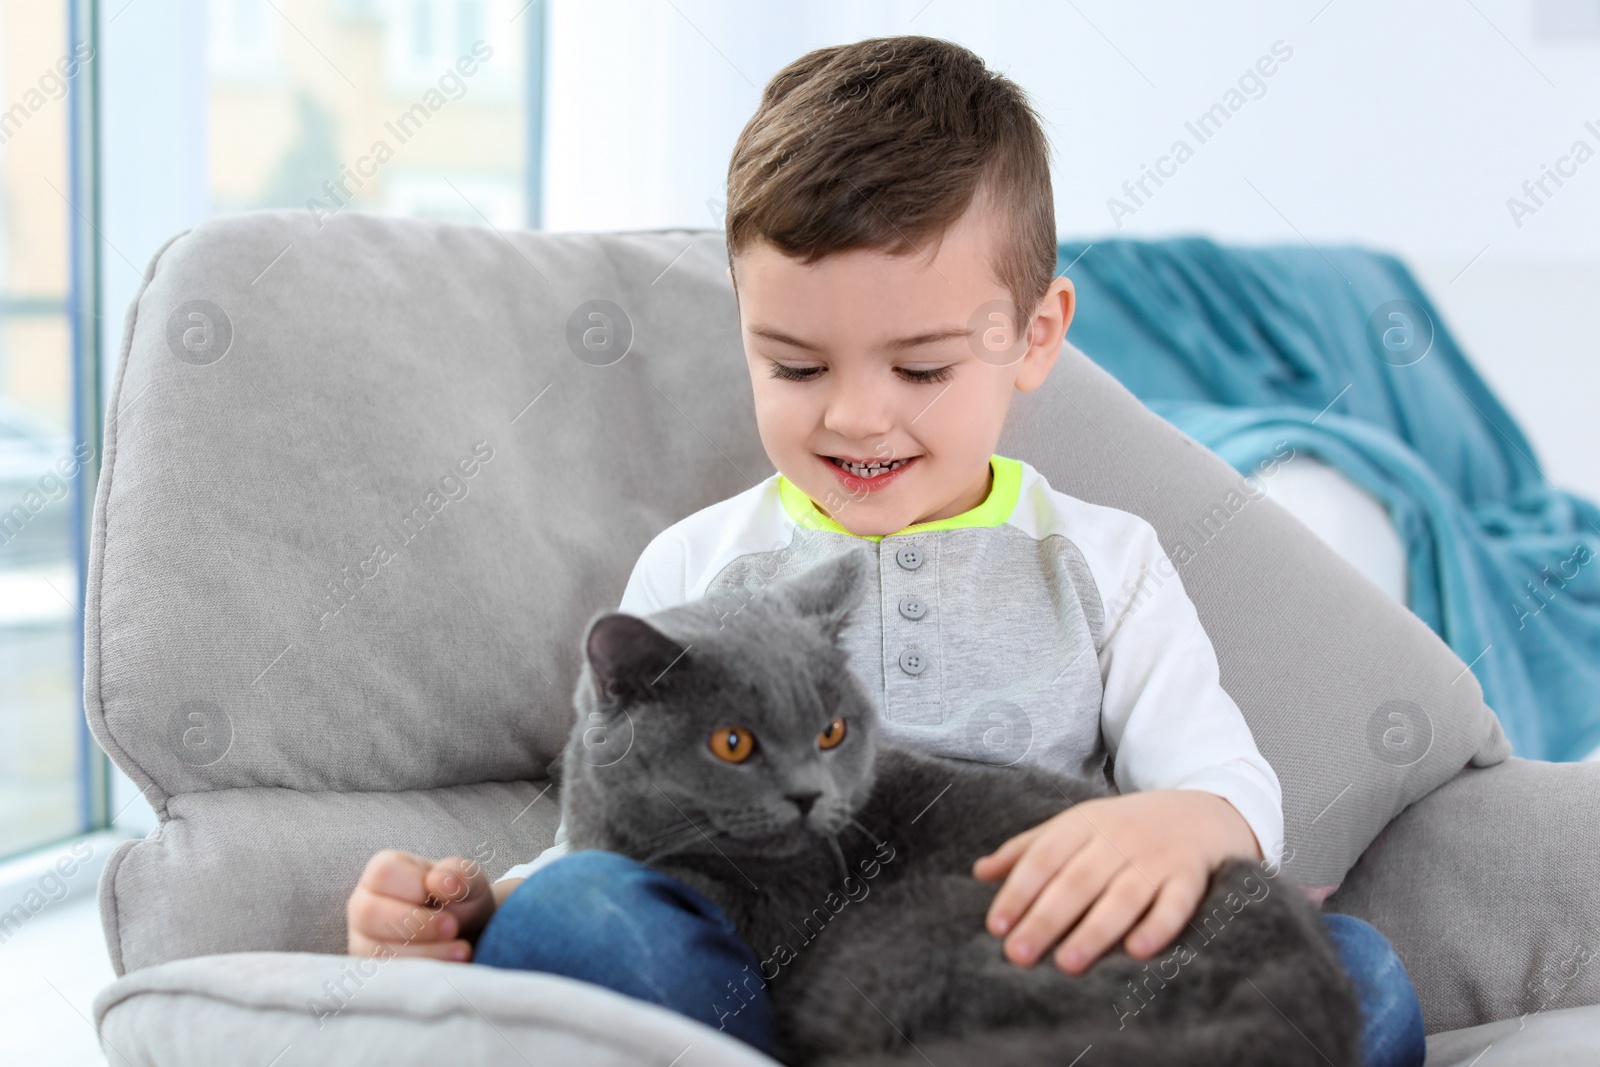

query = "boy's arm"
1090;515;1283;866
976;505;1282;973
615;525;690;618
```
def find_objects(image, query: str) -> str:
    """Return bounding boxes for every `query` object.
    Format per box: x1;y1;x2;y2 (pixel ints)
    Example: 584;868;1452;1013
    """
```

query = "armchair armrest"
1326;757;1600;1034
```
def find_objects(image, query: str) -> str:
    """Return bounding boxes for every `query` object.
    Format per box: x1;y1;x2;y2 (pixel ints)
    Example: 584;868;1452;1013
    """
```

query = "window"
0;0;86;859
210;0;527;227
0;0;543;862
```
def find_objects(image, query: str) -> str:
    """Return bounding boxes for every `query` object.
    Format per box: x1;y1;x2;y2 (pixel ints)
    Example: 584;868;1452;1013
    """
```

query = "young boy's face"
728;199;1074;537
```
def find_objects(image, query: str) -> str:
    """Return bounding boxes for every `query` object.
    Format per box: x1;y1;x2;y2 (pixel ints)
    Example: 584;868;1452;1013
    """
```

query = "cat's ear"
779;547;869;637
583;613;688;704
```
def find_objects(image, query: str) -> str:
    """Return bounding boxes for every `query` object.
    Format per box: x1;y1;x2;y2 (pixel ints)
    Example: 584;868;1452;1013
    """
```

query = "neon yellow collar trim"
776;455;1022;542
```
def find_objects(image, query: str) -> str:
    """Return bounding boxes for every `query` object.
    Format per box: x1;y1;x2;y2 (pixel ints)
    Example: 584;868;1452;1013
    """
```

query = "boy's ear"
1016;276;1075;393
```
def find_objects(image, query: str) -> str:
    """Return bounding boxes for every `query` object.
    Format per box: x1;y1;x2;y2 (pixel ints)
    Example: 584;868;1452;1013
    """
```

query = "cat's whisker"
640;819;702;847
640;818;706;847
825;831;850;887
638;815;721;853
846;815;885;848
642;835;702;866
640;821;730;865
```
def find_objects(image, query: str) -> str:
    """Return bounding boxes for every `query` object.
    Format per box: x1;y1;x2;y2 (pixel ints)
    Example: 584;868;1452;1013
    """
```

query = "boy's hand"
346;849;499;963
972;789;1260;975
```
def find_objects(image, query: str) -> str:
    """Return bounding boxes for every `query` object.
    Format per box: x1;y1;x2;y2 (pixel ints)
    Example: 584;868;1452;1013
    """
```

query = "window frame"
68;0;108;840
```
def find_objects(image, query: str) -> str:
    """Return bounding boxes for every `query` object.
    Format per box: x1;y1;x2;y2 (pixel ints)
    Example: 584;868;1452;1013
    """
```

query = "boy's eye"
767;362;822;382
817;716;847;750
764;362;955;385
709;725;757;762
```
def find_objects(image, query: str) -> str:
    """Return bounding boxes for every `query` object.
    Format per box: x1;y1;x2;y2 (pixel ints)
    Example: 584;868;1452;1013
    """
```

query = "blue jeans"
1322;913;1429;1067
474;851;1425;1066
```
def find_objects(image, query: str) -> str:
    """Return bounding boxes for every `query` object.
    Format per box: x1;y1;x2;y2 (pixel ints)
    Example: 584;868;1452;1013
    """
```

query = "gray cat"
560;547;1362;1066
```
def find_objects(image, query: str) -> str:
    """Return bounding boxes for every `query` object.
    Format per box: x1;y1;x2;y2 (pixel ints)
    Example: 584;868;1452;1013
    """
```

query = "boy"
347;35;1424;1067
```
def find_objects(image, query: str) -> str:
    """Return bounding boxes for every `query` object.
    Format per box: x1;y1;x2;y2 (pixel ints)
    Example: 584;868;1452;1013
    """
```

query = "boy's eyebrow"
748;325;972;353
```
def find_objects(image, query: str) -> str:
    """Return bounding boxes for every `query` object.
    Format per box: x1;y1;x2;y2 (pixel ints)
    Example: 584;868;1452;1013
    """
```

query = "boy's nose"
819;379;896;441
822;393;894;442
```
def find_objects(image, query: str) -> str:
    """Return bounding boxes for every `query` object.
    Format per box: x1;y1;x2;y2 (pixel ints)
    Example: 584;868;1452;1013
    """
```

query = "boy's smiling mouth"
822;453;919;491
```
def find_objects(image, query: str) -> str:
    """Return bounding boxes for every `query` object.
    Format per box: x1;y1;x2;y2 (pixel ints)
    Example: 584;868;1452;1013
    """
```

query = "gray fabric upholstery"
93;953;777;1066
97;781;559;975
1424;1005;1600;1066
1328;756;1600;1034
86;210;1589;1063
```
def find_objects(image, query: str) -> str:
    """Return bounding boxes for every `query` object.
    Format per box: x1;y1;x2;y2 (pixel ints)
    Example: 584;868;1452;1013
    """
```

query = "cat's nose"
786;791;821;817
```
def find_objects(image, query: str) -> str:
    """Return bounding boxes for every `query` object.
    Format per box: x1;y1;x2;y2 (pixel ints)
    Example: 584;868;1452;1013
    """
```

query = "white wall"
1413;257;1600;503
542;0;1600;498
545;0;1600;260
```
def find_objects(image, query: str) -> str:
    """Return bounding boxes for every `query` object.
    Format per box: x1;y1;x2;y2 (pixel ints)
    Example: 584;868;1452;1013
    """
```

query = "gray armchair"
88;212;1600;1065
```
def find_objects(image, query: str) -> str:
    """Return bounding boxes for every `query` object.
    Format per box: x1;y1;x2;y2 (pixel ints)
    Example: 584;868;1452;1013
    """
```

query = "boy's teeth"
833;457;909;477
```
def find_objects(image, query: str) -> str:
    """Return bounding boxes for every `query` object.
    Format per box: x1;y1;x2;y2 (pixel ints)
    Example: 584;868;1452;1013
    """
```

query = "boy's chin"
816;500;915;537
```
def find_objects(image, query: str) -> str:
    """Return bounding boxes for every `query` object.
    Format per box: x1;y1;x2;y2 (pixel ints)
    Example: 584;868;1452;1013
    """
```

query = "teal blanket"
1058;238;1600;761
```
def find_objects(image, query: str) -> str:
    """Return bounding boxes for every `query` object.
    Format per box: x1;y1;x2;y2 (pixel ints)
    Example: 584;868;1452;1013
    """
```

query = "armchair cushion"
93;953;775;1066
1328;756;1600;1033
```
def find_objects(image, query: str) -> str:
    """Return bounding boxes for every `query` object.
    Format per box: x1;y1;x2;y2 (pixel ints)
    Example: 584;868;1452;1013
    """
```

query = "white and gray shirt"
501;454;1283;880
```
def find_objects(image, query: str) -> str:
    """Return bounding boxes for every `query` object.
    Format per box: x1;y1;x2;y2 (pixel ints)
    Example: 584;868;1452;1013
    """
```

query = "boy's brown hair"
725;35;1055;334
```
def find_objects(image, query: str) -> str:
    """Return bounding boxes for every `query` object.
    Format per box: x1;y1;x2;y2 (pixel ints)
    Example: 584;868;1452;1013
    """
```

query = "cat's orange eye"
709;726;756;763
817;716;847;750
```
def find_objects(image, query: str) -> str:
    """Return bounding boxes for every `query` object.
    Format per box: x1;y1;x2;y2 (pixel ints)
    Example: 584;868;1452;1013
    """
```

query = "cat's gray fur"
561;547;1362;1066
